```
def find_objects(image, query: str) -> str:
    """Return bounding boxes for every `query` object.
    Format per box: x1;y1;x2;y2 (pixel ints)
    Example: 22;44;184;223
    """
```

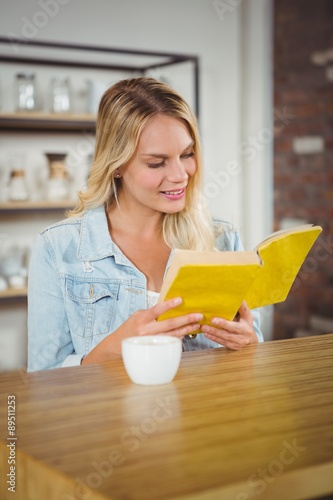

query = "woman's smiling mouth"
160;188;186;200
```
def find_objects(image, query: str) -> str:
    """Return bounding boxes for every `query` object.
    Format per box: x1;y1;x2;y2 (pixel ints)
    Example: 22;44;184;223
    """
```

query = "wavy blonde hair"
69;77;215;251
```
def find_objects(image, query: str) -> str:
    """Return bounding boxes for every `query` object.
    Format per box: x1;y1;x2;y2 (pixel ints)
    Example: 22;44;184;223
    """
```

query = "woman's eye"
181;152;195;159
147;160;165;168
147;152;194;168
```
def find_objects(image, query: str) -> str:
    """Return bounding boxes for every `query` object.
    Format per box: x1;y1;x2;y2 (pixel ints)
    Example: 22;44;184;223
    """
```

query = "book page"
246;225;322;309
254;224;319;250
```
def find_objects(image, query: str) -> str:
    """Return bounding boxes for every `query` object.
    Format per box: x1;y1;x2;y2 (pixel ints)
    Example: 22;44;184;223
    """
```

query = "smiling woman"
71;77;214;252
27;77;263;372
115;115;196;214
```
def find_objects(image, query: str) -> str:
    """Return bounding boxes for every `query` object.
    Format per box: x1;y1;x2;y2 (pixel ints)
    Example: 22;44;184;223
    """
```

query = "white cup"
122;335;182;385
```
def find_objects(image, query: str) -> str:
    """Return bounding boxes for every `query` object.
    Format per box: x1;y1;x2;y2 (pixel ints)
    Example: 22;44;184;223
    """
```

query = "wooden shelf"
0;200;76;213
0;287;27;300
0;112;96;132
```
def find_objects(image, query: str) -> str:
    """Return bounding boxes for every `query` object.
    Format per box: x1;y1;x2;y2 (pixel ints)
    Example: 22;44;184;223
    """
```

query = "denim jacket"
27;205;263;371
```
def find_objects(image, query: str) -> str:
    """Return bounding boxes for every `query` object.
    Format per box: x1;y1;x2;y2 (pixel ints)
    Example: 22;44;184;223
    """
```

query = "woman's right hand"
82;297;203;364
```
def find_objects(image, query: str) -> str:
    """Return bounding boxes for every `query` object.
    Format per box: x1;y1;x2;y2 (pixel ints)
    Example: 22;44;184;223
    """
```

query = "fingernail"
212;318;220;325
173;297;182;306
194;313;204;321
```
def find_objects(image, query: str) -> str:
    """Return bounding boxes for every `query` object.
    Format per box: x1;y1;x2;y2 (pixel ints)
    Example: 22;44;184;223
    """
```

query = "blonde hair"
69;77;215;251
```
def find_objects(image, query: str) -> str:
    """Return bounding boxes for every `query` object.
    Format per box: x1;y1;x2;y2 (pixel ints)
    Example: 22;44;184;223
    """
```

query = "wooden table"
1;335;333;500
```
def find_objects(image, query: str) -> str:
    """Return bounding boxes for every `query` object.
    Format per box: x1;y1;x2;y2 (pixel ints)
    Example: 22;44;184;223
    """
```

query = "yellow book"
158;224;322;326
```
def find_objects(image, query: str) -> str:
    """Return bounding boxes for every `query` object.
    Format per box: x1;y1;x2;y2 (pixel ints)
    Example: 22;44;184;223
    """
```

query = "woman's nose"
167;159;188;183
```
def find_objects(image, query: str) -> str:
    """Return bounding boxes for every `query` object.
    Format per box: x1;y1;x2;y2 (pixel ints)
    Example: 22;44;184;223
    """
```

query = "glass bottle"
15;73;38;112
45;153;69;200
49;77;71;113
8;170;29;201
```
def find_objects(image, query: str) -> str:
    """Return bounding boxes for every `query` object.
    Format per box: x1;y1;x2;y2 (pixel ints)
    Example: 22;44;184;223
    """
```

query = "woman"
28;77;262;371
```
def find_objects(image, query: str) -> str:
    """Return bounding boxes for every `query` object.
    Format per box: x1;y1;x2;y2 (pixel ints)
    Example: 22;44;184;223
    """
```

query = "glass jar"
49;77;71;113
0;243;27;289
45;153;69;200
8;170;29;201
15;73;38;112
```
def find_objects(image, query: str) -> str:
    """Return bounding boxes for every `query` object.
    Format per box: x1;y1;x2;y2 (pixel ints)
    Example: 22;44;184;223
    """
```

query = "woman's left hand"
201;301;258;350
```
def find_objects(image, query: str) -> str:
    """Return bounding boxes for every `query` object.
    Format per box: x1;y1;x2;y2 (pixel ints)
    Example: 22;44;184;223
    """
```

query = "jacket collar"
77;205;175;270
77;205;126;263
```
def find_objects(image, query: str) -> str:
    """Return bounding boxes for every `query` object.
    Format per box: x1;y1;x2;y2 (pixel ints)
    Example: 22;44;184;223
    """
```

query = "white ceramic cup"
122;335;182;385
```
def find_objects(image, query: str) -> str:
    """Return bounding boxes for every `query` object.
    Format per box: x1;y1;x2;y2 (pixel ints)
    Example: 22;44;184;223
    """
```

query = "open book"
158;224;322;325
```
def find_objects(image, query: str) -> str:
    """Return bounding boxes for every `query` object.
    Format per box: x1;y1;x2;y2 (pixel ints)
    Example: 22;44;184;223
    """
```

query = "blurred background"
0;0;332;371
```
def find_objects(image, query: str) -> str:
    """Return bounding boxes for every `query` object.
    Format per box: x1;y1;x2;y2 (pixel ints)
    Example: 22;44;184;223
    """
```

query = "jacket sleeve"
27;232;83;371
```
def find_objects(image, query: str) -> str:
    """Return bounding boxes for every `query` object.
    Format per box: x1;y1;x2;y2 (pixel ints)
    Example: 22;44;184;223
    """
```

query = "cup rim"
122;335;181;347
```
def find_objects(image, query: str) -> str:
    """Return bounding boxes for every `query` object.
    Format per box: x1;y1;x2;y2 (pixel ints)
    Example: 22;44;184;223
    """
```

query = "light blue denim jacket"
27;205;263;371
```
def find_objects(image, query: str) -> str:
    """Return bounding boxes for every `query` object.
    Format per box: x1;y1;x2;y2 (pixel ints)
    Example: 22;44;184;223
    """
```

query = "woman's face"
118;114;197;215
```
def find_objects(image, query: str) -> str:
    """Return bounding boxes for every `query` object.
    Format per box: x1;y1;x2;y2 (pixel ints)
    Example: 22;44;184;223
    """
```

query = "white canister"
8;170;29;201
45;153;69;200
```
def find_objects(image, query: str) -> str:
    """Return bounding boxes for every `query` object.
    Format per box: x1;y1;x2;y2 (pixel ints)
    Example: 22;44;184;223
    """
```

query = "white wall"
0;0;273;370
